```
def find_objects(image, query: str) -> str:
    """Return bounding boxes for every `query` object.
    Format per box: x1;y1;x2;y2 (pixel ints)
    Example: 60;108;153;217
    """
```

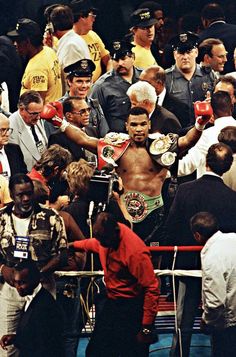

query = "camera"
87;165;120;205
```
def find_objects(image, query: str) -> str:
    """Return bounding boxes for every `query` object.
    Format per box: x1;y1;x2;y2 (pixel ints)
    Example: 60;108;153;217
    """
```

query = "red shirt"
73;223;159;325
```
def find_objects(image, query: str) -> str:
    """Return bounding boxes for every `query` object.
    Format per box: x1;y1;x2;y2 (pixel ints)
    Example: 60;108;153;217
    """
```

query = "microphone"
88;201;94;220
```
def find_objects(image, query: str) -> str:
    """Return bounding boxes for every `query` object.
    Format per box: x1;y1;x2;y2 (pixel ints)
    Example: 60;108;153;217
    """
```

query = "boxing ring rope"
55;245;205;357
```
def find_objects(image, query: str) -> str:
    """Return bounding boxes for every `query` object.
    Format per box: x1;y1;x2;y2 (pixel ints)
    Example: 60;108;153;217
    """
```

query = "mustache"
117;66;127;71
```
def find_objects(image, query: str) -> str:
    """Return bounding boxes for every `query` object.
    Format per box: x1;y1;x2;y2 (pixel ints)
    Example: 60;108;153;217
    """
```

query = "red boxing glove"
40;103;63;127
50;101;64;119
194;101;213;130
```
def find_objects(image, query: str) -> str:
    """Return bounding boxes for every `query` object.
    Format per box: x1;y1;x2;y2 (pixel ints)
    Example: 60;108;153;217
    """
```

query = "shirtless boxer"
41;102;211;245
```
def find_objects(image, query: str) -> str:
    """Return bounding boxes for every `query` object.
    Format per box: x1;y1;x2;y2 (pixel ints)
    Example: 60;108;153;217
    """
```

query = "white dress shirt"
178;116;236;178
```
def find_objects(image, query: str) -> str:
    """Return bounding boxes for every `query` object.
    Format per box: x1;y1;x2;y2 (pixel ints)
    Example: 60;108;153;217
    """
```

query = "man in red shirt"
71;212;159;356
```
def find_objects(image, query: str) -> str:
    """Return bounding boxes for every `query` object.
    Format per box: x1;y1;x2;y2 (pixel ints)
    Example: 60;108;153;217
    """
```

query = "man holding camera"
40;100;211;247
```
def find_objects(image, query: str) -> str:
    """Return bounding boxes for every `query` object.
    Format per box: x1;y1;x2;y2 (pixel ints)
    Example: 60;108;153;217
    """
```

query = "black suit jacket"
166;175;236;269
5;143;27;175
48;126;98;161
162;92;190;129
14;288;64;357
150;103;181;135
199;22;236;74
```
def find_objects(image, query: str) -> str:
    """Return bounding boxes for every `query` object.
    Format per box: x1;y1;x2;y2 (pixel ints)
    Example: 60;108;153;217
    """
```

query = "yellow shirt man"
81;31;109;82
21;46;62;103
132;44;157;69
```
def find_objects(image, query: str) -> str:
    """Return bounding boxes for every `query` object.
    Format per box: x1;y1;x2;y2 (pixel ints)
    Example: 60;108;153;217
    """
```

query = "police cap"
130;8;157;28
170;32;199;54
109;40;135;60
64;59;96;77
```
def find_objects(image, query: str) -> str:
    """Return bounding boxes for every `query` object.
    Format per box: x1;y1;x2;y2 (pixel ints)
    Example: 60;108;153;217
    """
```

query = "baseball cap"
170;32;199;53
109;40;135;60
7;18;42;40
70;0;98;16
64;59;96;77
130;8;157;28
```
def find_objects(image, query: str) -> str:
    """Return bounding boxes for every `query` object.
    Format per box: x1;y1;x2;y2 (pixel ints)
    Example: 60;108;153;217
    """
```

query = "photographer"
63;159;131;351
65;159;131;235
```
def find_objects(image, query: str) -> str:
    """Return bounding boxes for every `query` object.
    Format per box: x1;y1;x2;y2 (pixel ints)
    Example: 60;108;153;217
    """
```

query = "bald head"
0;114;11;148
139;65;166;95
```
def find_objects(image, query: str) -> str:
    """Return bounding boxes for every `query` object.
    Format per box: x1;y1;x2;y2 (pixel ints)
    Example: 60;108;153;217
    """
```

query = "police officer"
165;32;215;126
61;58;109;138
90;40;142;133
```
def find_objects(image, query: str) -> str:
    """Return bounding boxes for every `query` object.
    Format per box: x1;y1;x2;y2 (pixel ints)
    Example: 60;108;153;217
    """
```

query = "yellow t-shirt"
81;31;109;82
21;46;62;103
132;43;157;69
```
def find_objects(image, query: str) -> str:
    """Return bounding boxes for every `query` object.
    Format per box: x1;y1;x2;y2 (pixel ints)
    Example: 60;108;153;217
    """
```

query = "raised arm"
178;100;213;154
41;102;98;153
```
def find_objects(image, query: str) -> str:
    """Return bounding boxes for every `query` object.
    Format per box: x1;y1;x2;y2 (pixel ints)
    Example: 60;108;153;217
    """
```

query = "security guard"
61;58;109;138
165;32;216;126
90;40;142;133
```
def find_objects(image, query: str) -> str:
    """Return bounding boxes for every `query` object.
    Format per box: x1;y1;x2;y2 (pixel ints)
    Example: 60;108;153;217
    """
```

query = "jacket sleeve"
73;238;100;253
201;255;226;327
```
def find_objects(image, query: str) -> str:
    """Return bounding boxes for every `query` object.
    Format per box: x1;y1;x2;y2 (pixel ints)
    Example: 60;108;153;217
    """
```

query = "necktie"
30;125;39;142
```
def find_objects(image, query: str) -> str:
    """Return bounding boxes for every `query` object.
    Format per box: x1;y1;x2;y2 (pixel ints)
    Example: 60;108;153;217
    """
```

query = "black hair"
216;75;236;97
218;126;236;154
49;5;73;31
9;173;34;194
190;211;219;241
14;259;41;283
62;97;84;115
211;90;232;117
206;142;233;176
201;3;225;22
128;106;149;117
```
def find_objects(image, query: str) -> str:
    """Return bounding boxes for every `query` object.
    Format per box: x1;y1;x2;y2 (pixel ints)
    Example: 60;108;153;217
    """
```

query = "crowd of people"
0;1;236;356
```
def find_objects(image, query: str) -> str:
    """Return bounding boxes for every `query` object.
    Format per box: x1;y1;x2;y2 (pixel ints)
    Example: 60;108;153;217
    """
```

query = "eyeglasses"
88;12;97;18
72;107;91;116
24;107;41;117
0;128;13;136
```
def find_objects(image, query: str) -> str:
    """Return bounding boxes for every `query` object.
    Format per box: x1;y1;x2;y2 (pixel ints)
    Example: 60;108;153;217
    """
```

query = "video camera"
87;164;120;206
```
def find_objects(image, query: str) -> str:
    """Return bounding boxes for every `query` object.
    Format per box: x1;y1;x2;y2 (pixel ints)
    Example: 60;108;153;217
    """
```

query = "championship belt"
97;132;130;170
148;133;179;168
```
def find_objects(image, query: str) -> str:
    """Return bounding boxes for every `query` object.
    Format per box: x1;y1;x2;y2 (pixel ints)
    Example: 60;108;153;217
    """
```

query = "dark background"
1;0;236;45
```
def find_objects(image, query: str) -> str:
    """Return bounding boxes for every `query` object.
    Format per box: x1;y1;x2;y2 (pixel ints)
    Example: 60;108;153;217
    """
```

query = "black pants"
86;297;149;357
212;325;236;357
133;206;166;245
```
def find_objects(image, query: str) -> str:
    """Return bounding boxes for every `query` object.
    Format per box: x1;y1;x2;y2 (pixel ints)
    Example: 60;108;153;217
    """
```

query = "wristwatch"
142;327;152;335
